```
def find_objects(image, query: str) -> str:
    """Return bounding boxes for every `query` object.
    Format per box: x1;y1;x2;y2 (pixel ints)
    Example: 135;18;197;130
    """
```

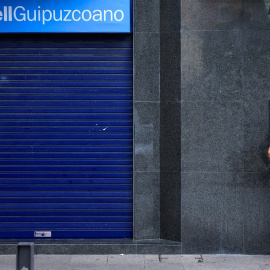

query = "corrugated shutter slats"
0;34;133;239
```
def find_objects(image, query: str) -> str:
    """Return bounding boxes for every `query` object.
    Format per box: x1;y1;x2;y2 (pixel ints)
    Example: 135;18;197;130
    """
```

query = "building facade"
0;0;270;255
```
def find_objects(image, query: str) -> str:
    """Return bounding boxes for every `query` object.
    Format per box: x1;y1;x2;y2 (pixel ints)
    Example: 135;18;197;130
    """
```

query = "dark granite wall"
4;0;270;255
133;0;161;240
133;0;270;254
133;0;181;242
160;0;181;241
181;0;270;254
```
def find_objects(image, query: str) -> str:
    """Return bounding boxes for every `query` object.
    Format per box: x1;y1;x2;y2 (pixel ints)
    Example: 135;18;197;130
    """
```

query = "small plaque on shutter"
34;231;51;237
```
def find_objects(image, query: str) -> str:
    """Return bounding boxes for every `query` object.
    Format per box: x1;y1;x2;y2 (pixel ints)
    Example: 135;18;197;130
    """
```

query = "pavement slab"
0;255;16;270
70;255;107;270
1;254;270;270
35;255;72;270
182;262;223;270
253;255;270;264
260;265;270;270
107;255;144;270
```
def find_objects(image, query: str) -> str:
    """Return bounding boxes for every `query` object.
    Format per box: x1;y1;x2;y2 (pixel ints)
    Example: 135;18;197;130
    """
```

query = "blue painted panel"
0;184;133;190
0;203;133;210
0;82;132;87
0;49;132;54
0;95;132;100
0;62;133;67
0;223;133;229
0;190;132;196
0;69;133;74
0;127;133;132
0;121;132;127
0;197;133;203
0;179;133;184
0;230;133;239
0;101;132;106
0;34;133;239
0;134;133;139
0;166;132;172
0;39;132;48
0;210;132;216
0;108;133;113
0;114;133;120
0;159;133;165
0;153;133;158
0;217;133;222
0;74;132;80
0;173;133;178
0;55;132;61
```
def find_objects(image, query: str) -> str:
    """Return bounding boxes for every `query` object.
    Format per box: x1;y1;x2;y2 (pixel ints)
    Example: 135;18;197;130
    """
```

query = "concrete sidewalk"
1;254;270;270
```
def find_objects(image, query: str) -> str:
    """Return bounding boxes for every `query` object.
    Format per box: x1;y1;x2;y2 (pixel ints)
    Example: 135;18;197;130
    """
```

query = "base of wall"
0;240;182;255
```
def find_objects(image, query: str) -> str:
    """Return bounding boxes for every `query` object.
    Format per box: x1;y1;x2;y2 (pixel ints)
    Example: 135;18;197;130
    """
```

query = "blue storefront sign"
0;0;131;33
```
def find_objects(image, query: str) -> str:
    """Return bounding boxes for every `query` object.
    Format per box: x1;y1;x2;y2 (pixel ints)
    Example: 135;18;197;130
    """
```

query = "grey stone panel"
134;102;160;172
243;172;270;254
181;172;222;253
179;0;270;256
244;1;270;30
134;0;160;33
243;101;269;172
134;32;160;102
137;244;182;254
243;30;270;101
133;172;160;240
160;0;181;33
160;32;181;102
181;30;243;102
133;0;161;243
181;0;244;31
219;174;245;254
160;172;181;241
181;172;244;254
160;102;181;172
0;246;16;254
0;241;182;255
181;101;244;173
35;244;137;255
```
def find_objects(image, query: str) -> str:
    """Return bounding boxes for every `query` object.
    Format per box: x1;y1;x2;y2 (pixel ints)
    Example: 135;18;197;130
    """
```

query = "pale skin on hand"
268;147;270;160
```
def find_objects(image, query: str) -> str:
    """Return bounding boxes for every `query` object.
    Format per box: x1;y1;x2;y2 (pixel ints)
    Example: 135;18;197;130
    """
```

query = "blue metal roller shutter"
0;34;133;239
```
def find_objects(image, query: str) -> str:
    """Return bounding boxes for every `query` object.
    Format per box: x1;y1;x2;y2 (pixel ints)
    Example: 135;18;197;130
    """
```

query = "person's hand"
268;147;270;160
